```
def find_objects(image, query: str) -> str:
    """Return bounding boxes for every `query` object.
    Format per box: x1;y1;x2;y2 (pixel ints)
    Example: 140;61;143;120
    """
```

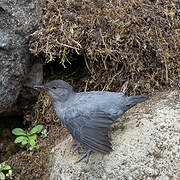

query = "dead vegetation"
30;0;180;94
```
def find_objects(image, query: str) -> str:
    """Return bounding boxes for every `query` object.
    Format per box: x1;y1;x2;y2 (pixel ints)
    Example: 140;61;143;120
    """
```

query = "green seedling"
12;125;43;150
40;129;48;138
0;162;12;180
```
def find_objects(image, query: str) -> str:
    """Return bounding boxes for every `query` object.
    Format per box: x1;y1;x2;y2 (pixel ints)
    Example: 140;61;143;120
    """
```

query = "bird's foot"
72;143;82;153
75;149;92;164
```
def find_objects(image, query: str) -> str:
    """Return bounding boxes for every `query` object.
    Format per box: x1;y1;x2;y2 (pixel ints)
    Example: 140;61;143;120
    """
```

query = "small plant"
0;162;12;180
12;125;43;150
40;129;48;138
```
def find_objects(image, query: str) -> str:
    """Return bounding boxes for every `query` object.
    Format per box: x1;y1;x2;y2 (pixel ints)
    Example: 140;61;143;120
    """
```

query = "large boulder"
49;90;180;179
0;0;43;115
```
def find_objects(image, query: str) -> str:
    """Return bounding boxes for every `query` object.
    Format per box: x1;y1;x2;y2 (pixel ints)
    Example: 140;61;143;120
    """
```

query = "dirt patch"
6;122;68;180
3;86;69;179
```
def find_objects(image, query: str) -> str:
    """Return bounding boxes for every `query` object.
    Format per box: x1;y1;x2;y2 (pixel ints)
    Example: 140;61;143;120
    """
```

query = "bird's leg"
72;141;78;146
75;149;92;164
72;143;82;153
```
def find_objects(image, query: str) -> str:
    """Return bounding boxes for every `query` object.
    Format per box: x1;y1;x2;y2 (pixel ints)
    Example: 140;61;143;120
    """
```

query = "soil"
5;123;69;180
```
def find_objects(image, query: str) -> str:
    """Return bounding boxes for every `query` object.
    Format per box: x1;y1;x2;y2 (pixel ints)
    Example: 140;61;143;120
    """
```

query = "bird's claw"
75;149;92;164
72;143;82;153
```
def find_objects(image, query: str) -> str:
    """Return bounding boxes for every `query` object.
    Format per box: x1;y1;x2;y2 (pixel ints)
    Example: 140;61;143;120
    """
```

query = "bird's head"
34;80;74;103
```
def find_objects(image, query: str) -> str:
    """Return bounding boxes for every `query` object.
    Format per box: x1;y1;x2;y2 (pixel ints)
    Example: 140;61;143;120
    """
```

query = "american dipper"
34;80;147;163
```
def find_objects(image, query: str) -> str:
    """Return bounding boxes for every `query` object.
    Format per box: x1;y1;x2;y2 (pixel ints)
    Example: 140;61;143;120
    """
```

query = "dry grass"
30;0;179;94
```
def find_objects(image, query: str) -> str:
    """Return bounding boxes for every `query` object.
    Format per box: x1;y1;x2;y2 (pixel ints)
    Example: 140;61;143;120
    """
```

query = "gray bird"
34;80;147;163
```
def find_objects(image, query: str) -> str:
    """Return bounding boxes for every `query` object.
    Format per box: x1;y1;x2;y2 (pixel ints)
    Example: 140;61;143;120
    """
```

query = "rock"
49;90;180;180
0;0;43;115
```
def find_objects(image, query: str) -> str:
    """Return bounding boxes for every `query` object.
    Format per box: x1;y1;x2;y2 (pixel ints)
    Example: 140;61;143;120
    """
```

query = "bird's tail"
126;94;147;109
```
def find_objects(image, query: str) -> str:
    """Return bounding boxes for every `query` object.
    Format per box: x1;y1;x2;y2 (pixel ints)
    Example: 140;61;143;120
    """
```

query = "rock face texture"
49;90;180;180
0;0;42;115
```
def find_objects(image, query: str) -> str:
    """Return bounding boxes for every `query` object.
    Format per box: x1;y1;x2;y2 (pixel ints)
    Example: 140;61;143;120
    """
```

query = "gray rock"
0;0;43;115
49;90;180;180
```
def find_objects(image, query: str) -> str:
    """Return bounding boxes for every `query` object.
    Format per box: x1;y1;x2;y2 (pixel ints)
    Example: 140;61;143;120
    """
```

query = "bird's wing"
65;111;116;154
87;110;117;127
80;123;113;154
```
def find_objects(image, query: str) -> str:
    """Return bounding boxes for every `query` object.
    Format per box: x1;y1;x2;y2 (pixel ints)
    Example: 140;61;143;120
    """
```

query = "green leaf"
29;146;33;151
29;139;36;148
12;128;26;136
28;134;36;141
35;125;43;133
0;162;5;168
0;172;5;180
20;144;26;148
2;165;11;171
29;125;43;135
41;129;48;138
6;170;12;177
21;139;28;146
14;136;28;144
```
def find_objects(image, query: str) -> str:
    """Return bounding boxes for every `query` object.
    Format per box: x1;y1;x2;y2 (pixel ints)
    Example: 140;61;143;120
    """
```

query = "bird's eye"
52;86;56;89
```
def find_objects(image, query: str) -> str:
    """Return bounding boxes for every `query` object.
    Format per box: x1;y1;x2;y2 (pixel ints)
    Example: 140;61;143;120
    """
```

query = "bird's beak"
33;85;46;90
